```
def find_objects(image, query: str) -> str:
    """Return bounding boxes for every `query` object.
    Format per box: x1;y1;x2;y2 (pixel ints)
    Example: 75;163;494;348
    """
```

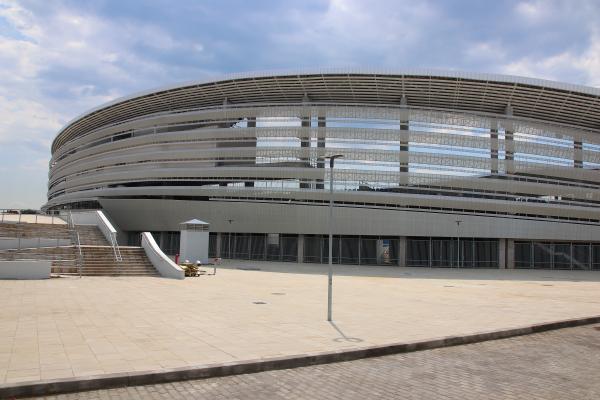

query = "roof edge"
53;67;600;150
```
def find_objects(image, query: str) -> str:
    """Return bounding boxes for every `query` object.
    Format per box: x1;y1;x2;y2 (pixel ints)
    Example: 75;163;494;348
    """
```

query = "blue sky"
1;0;599;208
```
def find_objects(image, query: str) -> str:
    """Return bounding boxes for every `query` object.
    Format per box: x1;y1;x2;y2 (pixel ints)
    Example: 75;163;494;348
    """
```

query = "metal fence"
0;209;66;225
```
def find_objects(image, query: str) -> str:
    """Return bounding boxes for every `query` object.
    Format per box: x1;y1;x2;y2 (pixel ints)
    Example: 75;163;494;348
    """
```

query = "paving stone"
23;324;600;399
1;263;600;387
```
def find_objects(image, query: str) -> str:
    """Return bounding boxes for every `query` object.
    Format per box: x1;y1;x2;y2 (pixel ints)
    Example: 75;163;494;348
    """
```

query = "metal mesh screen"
232;234;251;259
280;235;298;262
409;237;499;268
340;236;359;264
516;241;598;270
304;235;324;263
387;238;400;265
515;242;532;268
360;238;378;265
593;245;600;270
533;242;553;269
553;243;571;270
250;234;266;260
209;233;217;258
431;239;454;267
472;240;498;268
407;239;430;267
572;244;590;270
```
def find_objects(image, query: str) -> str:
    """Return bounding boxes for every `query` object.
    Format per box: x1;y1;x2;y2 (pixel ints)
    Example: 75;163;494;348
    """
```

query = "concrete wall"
179;231;209;262
0;261;51;279
70;210;120;245
101;198;600;242
69;211;100;225
0;238;71;250
141;232;184;279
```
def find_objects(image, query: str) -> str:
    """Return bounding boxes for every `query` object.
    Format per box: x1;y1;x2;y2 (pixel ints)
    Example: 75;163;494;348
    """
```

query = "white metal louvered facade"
45;69;600;271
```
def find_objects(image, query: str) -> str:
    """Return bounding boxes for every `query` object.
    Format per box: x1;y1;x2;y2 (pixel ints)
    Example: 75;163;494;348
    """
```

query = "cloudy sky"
1;0;600;208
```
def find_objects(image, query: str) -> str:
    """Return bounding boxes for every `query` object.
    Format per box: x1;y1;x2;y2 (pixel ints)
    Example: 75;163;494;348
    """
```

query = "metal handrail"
63;212;84;278
67;210;74;229
75;231;83;278
110;232;123;262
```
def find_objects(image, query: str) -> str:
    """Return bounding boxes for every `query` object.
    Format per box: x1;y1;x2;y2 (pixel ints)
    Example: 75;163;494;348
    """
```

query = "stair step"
75;244;158;276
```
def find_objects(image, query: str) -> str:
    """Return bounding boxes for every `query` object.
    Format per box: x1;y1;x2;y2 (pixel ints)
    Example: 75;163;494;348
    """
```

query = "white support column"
490;120;499;175
399;96;409;186
300;94;311;189
574;139;583;169
376;239;385;264
506;239;515;269
246;117;257;187
504;104;515;175
317;113;326;190
498;238;506;269
398;236;407;267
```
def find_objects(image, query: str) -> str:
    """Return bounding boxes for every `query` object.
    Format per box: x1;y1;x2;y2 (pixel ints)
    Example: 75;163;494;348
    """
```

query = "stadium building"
45;69;600;270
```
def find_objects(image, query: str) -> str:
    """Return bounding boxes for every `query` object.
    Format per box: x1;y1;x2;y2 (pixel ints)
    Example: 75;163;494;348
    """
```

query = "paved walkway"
1;262;599;385
26;324;600;399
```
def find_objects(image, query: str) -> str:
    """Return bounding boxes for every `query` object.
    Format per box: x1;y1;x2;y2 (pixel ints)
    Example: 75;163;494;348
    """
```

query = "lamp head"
327;154;344;168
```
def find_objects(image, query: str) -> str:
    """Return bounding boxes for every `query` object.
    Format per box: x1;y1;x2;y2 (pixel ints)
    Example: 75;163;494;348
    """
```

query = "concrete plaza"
1;261;599;385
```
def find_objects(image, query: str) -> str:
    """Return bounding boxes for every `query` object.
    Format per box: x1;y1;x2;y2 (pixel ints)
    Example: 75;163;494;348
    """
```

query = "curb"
2;315;600;399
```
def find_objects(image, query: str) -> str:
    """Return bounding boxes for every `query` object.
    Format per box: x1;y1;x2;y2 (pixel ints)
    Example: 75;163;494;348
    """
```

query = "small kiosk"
179;219;210;263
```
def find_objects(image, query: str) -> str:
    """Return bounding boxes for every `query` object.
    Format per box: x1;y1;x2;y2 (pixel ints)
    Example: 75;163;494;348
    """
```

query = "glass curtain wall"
407;237;499;268
515;241;600;270
303;235;399;265
219;233;268;260
148;231;180;255
265;234;298;261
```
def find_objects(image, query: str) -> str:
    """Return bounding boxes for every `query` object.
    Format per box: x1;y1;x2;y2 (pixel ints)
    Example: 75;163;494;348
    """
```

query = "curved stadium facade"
46;69;600;270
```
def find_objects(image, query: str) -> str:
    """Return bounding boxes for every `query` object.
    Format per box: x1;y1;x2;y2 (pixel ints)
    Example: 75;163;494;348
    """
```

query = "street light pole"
228;219;234;259
327;154;344;322
455;219;462;268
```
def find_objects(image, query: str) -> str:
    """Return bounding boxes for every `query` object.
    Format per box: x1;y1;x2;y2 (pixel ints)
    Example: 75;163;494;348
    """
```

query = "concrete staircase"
70;224;158;276
0;222;70;239
79;246;159;276
0;246;78;274
73;225;110;246
0;220;160;277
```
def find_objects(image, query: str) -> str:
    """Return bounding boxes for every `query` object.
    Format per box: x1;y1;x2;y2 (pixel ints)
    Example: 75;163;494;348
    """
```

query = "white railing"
75;231;83;278
108;230;122;262
69;210;122;262
96;211;122;262
0;209;66;225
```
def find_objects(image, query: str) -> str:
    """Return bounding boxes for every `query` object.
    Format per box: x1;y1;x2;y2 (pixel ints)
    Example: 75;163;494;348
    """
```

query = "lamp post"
326;154;344;321
455;219;462;268
227;219;234;259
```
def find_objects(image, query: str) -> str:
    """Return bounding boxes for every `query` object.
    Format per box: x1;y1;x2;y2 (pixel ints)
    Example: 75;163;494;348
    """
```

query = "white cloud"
0;95;62;146
515;1;547;22
463;42;507;63
500;31;600;87
0;0;211;206
17;156;50;172
0;0;206;146
270;0;437;66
